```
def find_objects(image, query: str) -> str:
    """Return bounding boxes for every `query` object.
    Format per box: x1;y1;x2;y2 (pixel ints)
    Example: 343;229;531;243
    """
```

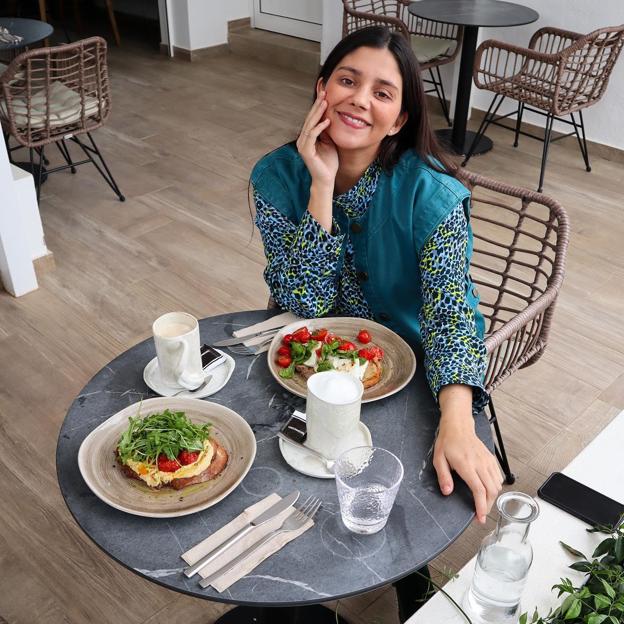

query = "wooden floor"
1;35;623;624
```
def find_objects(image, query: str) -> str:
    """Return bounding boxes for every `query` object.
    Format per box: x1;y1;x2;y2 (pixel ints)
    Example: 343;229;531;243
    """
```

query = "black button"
350;222;363;233
378;312;391;322
357;271;368;282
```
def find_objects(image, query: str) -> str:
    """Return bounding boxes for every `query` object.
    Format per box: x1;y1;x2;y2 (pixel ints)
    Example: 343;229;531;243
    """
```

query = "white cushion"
0;80;102;130
410;35;453;63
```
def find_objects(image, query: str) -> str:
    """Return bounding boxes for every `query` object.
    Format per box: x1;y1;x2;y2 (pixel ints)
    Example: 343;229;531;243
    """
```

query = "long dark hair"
318;26;456;175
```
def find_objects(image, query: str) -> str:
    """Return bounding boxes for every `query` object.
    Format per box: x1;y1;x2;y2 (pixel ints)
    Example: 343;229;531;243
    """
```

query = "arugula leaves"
117;409;211;465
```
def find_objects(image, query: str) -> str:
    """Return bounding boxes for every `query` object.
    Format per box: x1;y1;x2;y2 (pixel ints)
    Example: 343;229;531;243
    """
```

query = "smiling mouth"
337;112;371;129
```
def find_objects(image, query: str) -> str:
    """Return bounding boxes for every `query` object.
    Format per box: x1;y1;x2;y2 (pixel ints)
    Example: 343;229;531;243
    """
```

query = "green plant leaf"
600;579;616;599
564;598;581;619
593;594;611;610
587;614;608;624
519;613;528;624
615;536;624;562
560;541;587;559
593;538;615;558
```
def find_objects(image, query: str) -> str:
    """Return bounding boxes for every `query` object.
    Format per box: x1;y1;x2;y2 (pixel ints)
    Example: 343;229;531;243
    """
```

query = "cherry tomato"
369;346;384;360
315;347;323;357
358;348;375;361
178;449;200;465
277;355;292;368
324;332;340;344
277;346;290;356
357;329;371;344
339;341;357;351
157;454;180;473
311;328;328;341
292;327;312;343
282;333;294;345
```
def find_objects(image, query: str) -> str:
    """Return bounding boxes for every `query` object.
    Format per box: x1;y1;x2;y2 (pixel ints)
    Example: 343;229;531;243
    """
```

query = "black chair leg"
462;93;504;166
537;112;555;193
513;102;524;147
72;132;125;201
429;66;451;127
571;111;591;172
487;397;515;485
56;139;77;173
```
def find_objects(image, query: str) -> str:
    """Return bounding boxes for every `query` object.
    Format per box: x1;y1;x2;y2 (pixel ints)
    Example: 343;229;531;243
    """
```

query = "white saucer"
143;352;235;399
278;422;373;479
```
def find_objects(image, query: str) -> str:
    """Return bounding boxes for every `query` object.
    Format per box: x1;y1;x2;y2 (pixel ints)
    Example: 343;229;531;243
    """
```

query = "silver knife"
183;490;299;578
212;329;278;347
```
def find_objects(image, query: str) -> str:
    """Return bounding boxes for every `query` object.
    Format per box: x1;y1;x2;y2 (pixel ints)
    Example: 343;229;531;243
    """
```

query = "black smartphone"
280;413;307;444
201;344;226;371
537;472;624;528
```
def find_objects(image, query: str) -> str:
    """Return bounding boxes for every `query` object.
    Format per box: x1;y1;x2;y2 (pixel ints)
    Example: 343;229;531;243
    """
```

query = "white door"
252;0;322;42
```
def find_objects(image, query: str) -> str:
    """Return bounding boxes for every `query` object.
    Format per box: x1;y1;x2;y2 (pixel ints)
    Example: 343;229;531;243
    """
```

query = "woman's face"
319;46;407;153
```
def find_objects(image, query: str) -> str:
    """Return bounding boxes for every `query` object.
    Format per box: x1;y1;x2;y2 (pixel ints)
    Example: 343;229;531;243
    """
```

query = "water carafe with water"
465;491;540;623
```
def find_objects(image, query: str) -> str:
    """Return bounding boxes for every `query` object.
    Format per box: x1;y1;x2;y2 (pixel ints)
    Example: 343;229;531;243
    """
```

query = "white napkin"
181;493;313;592
232;312;301;339
0;27;23;44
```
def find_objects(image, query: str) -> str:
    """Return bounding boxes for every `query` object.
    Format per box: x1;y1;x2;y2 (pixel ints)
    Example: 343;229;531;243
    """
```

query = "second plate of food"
78;397;256;518
267;317;416;403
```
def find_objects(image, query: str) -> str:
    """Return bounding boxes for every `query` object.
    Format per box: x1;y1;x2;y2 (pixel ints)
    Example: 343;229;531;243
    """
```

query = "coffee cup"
152;312;204;390
305;371;364;460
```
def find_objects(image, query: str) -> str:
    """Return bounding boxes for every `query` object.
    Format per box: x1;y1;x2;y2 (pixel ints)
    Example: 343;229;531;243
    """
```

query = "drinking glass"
334;446;404;534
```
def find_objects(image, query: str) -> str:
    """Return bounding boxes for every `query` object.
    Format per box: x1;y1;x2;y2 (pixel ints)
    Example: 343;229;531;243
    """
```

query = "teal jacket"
251;143;484;347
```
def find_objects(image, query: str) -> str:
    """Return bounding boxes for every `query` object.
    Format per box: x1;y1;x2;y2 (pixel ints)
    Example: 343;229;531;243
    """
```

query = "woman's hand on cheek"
296;91;339;188
433;404;503;525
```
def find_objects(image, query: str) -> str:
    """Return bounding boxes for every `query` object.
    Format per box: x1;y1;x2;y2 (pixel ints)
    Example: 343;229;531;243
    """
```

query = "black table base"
216;605;348;624
436;129;493;158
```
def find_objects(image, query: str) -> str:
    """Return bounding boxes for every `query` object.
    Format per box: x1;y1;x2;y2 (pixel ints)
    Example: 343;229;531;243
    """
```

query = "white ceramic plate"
267;317;417;403
78;397;256;518
143;351;235;399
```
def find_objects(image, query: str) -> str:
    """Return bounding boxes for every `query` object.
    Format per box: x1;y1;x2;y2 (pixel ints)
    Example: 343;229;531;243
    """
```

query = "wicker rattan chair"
342;0;463;125
463;25;624;192
0;36;124;202
459;169;569;482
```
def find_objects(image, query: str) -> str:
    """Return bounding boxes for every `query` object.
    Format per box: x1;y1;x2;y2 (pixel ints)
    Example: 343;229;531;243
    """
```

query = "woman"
251;26;502;620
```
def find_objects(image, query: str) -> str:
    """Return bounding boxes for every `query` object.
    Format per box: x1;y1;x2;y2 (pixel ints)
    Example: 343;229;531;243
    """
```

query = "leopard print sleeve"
254;190;345;318
419;203;489;414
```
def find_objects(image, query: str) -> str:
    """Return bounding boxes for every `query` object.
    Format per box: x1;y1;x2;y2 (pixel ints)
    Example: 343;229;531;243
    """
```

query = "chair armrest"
528;26;584;54
483;287;559;392
342;6;409;39
473;39;561;90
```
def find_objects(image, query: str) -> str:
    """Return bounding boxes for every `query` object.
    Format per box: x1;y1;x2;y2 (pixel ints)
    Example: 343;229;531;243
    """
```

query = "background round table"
409;0;539;156
0;17;53;56
56;310;492;621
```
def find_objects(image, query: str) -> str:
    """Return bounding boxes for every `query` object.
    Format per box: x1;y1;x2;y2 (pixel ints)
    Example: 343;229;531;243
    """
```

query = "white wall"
321;0;624;151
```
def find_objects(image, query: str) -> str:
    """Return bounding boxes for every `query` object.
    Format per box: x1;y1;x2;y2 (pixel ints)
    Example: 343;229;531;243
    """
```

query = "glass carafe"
465;491;540;623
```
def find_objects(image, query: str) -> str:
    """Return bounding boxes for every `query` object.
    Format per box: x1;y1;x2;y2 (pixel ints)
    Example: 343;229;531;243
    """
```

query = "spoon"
172;375;213;397
277;432;335;472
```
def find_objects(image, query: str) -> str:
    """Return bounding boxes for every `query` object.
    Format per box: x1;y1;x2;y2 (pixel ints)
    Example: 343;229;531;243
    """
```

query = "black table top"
56;310;493;607
408;0;539;28
0;17;53;50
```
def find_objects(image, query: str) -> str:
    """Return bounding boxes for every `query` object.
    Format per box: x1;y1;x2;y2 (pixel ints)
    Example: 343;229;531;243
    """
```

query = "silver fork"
198;495;322;588
227;335;274;356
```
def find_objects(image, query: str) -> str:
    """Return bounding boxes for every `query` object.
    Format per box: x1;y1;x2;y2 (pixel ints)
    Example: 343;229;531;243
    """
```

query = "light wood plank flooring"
1;37;623;624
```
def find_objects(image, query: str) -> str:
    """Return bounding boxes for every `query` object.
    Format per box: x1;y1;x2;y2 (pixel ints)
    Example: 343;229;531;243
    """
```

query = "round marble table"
56;310;492;620
408;0;539;156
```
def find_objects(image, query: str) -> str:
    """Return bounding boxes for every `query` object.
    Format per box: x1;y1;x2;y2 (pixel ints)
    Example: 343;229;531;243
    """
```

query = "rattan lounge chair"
0;36;124;203
463;24;624;192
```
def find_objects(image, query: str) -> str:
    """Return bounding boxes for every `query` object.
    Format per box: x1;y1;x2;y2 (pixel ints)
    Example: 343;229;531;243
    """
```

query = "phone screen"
201;345;225;369
538;472;624;528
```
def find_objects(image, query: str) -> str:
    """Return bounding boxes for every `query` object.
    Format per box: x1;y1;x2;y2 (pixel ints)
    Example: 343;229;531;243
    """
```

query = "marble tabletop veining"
56;310;492;607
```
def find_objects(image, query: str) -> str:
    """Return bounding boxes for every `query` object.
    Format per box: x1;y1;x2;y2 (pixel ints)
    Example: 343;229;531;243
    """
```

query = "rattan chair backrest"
555;25;624;114
0;36;110;148
460;170;570;391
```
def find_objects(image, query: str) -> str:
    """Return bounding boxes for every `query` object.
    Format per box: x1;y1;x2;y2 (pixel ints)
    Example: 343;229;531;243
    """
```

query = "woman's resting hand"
296;90;339;189
434;385;503;524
